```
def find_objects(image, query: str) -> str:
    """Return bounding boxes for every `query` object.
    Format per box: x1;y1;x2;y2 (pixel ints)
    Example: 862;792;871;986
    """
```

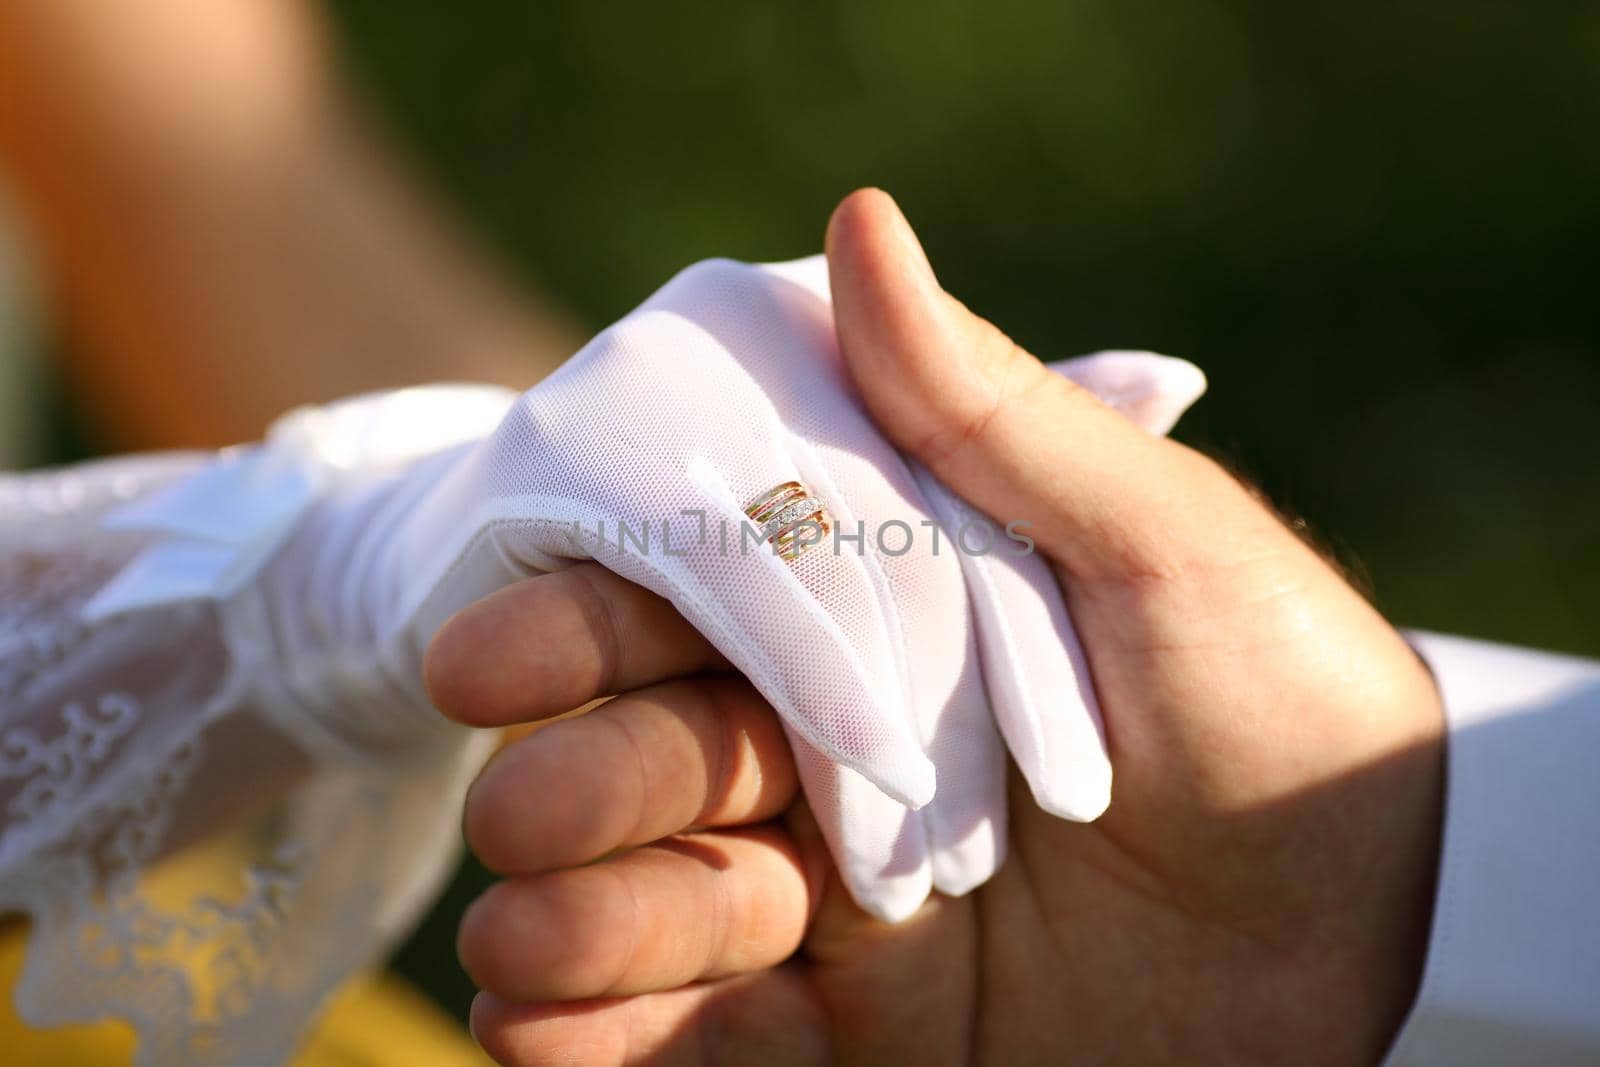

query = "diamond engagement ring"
744;480;831;561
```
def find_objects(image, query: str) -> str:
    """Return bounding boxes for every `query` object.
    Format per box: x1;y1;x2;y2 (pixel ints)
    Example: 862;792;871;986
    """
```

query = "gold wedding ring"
744;480;831;561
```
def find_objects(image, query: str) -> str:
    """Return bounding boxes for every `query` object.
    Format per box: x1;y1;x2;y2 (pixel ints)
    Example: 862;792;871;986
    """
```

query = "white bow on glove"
87;255;1204;921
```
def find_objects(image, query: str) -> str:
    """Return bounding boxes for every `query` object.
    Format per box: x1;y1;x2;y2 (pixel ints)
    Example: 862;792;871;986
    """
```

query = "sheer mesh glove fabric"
79;254;1203;925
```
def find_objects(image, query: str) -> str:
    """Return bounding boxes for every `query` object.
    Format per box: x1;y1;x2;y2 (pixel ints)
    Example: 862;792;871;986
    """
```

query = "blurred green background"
74;0;1600;1024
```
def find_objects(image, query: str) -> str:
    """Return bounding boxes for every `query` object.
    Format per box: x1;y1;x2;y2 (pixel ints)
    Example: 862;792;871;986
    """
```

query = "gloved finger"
908;354;1206;821
425;564;726;727
918;694;1008;896
774;395;1005;901
484;257;938;807
1047;350;1207;437
912;464;1111;820
784;343;1206;903
784;728;932;923
401;463;934;810
580;467;934;808
464;676;798;874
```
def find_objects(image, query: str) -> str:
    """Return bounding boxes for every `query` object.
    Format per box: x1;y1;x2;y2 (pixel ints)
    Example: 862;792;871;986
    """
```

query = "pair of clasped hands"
424;191;1446;1066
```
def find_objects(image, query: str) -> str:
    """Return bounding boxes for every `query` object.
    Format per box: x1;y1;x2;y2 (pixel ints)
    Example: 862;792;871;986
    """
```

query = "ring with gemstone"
743;480;831;561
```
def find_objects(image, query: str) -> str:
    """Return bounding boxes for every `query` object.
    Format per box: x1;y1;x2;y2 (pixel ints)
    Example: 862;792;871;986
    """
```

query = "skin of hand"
426;189;1445;1066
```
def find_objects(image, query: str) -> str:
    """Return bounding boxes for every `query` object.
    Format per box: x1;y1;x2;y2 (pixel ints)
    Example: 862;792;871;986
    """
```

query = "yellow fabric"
0;945;490;1066
0;836;489;1066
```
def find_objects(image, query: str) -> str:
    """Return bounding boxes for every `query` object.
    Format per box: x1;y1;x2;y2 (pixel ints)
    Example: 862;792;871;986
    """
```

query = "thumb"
825;188;1222;581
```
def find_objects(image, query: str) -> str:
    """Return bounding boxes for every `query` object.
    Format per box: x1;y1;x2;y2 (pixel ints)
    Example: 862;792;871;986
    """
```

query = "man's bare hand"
433;189;1444;1066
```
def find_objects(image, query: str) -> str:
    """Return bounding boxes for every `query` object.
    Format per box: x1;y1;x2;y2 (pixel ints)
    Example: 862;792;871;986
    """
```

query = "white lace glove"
83;255;1202;923
0;449;495;1067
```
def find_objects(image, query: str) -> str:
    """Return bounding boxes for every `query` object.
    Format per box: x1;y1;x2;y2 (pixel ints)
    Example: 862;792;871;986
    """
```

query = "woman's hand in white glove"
395;247;1202;923
441;190;1446;1067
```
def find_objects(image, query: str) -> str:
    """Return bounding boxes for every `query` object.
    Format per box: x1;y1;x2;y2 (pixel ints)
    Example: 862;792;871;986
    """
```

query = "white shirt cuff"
1385;631;1600;1065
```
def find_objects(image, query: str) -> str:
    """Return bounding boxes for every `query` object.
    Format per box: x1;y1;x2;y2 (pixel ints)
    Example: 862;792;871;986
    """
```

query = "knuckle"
565;565;628;695
586;707;656;849
421;624;478;724
456;887;513;993
916;325;1056;467
461;773;500;867
701;849;736;977
694;681;744;818
589;863;644;996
